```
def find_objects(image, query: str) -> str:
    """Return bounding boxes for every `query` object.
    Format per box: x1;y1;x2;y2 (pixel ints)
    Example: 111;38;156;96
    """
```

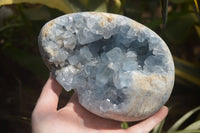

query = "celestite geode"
38;12;175;121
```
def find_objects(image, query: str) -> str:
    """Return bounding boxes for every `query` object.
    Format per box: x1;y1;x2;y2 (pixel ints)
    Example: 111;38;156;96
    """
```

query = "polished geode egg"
38;12;175;121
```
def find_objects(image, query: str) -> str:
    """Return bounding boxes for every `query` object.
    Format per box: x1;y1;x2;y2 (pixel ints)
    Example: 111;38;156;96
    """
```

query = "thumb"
34;74;63;112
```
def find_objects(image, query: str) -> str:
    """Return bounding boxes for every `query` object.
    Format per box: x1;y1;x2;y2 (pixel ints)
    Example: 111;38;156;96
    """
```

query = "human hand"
32;75;168;133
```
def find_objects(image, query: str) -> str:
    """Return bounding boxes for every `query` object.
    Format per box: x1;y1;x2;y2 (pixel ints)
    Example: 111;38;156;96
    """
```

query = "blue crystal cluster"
39;12;175;121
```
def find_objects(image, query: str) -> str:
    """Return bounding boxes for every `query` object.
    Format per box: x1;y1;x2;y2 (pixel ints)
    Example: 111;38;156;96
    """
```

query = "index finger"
127;106;168;133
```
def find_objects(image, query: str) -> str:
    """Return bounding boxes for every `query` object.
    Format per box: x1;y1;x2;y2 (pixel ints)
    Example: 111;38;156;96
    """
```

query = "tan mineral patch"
131;20;144;30
45;45;58;57
41;20;55;38
88;12;115;22
132;72;168;92
98;13;116;27
125;72;169;117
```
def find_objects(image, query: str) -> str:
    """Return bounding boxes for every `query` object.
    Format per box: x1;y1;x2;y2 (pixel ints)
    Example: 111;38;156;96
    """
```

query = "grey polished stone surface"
38;12;175;121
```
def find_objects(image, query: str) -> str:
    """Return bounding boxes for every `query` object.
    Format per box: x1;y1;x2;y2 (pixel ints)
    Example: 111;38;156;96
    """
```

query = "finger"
34;74;63;112
127;106;168;133
60;92;79;111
